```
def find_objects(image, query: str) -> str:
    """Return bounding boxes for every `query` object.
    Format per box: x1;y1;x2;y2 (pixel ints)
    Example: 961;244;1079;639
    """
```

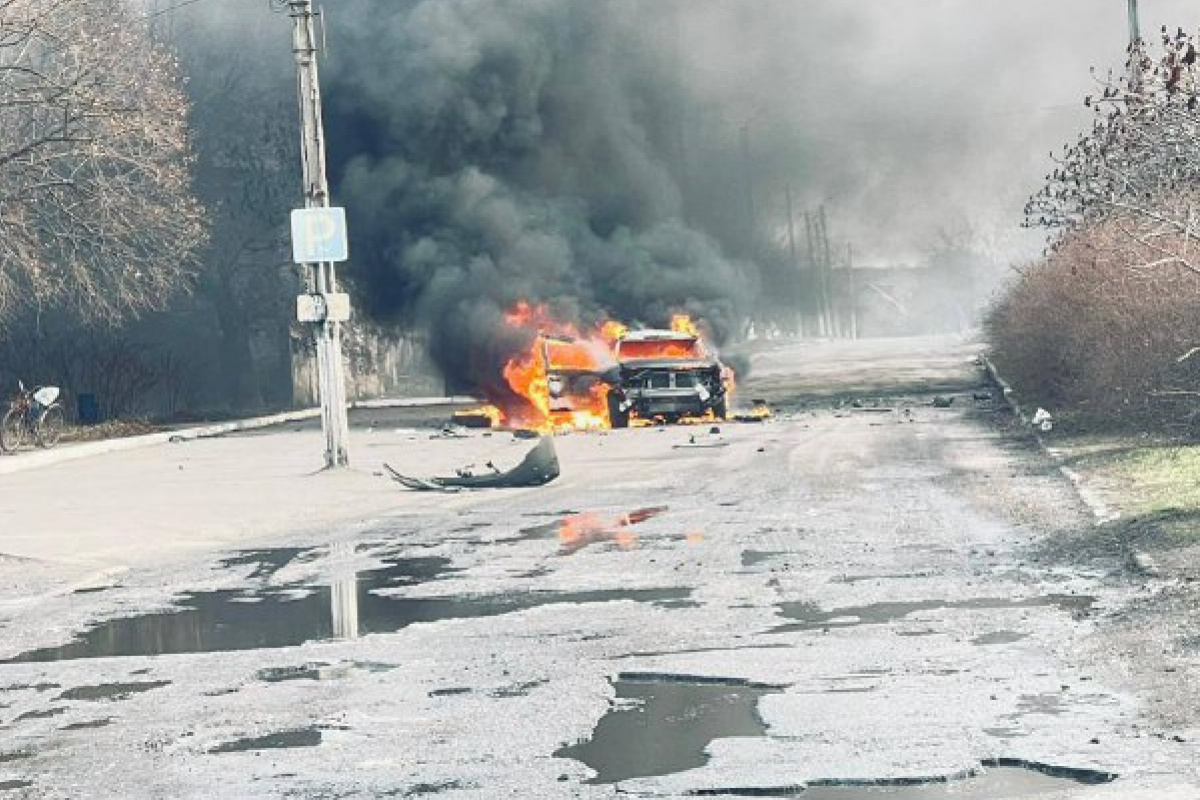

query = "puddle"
972;631;1030;646
774;595;1095;633
209;727;322;753
555;674;781;784
14;707;66;721
60;718;113;730
833;572;933;584
1011;693;1066;717
618;643;791;660
741;551;783;568
983;726;1027;739
693;760;1116;797
490;679;549;698
219;548;316;581
57;681;170;701
518;507;669;555
256;665;327;683
400;781;468;796
6;553;691;662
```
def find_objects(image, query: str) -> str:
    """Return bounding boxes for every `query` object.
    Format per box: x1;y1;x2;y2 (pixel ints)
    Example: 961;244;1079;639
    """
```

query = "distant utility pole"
1127;0;1143;90
739;122;757;251
288;0;352;469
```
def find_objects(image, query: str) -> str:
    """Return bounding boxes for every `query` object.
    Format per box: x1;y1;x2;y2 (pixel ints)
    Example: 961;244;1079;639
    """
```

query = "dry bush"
0;0;205;322
987;214;1200;428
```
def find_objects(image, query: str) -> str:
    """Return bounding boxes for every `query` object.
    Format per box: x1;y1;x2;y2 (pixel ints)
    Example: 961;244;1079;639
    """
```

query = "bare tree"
0;0;205;323
1027;27;1200;253
161;6;299;409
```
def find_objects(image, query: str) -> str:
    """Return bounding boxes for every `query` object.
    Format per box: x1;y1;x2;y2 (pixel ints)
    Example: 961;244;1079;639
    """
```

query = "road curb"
980;355;1120;526
981;358;1175;581
0;396;474;476
980;355;1030;426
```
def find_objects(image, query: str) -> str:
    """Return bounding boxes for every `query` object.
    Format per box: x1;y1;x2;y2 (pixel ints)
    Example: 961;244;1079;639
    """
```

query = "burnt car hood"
617;358;718;371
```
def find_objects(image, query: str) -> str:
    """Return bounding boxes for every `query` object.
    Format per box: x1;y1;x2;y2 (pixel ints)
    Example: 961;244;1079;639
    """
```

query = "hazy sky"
669;0;1200;264
175;0;1200;268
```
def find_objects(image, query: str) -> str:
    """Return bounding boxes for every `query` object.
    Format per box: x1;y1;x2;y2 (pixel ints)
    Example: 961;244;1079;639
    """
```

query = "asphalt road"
0;336;1196;798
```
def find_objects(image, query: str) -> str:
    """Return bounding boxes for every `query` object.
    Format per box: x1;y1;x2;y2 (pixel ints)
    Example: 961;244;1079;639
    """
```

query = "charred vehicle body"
542;335;613;417
605;330;728;427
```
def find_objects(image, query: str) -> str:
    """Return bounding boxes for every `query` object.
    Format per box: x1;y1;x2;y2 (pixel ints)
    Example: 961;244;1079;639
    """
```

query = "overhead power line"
138;0;211;22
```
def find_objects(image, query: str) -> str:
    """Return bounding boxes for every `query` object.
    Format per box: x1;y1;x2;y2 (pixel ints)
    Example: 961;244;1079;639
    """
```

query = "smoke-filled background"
172;0;1200;401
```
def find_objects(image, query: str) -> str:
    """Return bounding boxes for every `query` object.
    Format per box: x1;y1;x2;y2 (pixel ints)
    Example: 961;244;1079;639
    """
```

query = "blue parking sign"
291;207;349;264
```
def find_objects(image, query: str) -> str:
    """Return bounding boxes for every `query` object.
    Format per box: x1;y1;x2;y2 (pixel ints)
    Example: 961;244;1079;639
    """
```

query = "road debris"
733;399;773;423
1032;407;1054;432
430;424;469;440
385;436;560;491
450;409;500;429
674;426;729;449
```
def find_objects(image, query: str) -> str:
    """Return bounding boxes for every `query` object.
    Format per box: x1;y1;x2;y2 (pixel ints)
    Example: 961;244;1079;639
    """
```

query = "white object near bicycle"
1031;407;1054;432
33;386;59;407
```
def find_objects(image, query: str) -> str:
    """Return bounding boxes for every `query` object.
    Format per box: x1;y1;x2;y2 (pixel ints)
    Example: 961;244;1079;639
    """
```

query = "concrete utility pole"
289;0;352;468
1127;0;1144;92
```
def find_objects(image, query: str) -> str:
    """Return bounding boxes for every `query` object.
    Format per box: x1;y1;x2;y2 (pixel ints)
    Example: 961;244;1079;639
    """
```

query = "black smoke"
324;0;755;393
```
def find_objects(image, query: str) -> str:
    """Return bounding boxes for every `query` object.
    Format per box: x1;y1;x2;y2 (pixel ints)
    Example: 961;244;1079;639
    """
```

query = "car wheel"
607;392;629;428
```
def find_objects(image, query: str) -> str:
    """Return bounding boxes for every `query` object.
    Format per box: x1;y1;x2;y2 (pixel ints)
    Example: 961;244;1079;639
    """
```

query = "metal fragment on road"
385;436;560;491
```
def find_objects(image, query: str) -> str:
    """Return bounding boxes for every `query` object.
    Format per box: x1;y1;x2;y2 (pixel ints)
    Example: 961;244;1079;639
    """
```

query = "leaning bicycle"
0;380;65;452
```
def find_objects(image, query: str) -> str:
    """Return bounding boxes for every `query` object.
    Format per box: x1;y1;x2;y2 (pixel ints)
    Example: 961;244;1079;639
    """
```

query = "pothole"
5;552;691;662
554;673;784;784
209;727;322;754
218;548;318;581
60;718;113;731
741;551;784;568
971;631;1030;646
13;707;66;722
690;759;1117;797
774;595;1095;633
56;681;170;701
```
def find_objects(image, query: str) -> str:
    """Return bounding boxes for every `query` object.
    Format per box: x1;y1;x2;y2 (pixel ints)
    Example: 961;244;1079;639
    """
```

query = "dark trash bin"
77;393;101;425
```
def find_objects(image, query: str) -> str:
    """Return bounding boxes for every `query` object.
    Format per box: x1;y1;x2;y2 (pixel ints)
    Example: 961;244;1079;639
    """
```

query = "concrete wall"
291;323;443;406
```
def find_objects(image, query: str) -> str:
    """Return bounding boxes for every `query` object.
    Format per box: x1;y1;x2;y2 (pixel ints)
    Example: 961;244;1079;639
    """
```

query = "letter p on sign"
291;207;349;264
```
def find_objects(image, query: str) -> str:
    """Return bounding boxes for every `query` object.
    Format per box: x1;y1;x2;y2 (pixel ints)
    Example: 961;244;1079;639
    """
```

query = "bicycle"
0;380;65;452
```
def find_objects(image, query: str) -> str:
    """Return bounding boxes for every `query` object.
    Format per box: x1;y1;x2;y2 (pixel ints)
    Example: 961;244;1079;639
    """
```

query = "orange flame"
670;314;702;338
600;320;629;344
485;305;733;432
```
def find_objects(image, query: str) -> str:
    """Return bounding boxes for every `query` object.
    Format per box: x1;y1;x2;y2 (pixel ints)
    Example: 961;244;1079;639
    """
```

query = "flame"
494;303;615;432
618;337;706;361
600;320;629;344
483;304;734;432
455;406;503;428
670;314;702;338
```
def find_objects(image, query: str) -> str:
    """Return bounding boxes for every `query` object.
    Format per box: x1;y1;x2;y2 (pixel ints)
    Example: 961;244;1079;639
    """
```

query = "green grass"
1069;442;1200;548
1109;446;1200;517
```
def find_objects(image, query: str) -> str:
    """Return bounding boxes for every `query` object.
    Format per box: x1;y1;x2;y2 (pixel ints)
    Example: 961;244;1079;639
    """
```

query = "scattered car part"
385;437;560;491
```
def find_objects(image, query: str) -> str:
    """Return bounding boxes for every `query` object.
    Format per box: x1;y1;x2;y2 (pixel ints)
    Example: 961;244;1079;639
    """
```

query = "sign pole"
288;0;351;468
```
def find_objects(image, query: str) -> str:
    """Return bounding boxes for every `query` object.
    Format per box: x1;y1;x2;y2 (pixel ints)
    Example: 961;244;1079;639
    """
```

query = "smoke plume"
324;0;754;393
315;0;1200;391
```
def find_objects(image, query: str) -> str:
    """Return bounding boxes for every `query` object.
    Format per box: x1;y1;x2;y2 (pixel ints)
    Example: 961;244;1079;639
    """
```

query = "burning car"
542;334;616;419
606;328;729;427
